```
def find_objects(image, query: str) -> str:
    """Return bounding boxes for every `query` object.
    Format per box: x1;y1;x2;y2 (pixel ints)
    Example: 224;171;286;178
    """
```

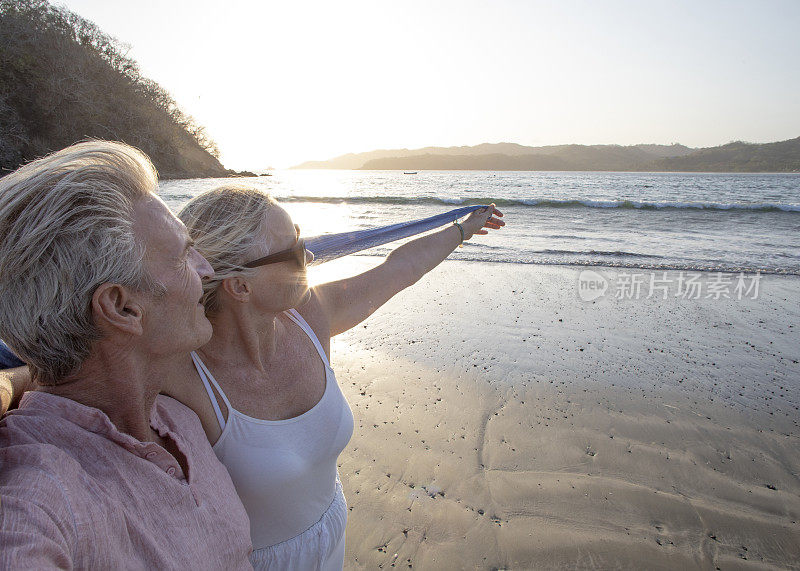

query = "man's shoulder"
0;434;78;546
0;436;79;567
0;420;85;498
1;410;83;467
0;446;75;513
0;438;78;471
1;405;103;511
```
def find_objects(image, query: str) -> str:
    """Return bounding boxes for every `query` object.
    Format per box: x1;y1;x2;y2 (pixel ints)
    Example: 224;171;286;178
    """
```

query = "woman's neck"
200;306;281;372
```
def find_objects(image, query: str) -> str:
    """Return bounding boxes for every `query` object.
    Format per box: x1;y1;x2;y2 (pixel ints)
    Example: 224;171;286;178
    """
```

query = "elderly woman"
167;185;503;570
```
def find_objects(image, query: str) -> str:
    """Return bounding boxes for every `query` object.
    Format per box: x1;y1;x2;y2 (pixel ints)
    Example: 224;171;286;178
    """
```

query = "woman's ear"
92;283;144;336
221;276;252;302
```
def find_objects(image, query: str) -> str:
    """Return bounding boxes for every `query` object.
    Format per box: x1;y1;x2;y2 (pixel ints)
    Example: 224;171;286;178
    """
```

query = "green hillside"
0;0;229;179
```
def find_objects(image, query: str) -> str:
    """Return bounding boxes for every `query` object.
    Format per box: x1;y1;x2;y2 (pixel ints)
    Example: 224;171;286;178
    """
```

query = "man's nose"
191;248;214;279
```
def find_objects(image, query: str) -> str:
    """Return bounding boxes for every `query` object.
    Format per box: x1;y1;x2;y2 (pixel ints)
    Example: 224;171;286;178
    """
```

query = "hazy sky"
55;0;800;169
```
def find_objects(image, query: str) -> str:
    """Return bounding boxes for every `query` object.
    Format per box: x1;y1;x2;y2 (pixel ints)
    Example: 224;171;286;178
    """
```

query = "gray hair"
0;140;161;385
178;185;277;315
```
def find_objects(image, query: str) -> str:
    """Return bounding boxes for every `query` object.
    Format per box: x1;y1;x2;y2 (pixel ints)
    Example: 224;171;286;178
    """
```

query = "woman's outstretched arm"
312;205;504;336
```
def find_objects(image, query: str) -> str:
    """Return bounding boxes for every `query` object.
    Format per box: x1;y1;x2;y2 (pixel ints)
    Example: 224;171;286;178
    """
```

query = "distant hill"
293;139;800;172
292;142;693;170
654;138;800;172
0;0;235;179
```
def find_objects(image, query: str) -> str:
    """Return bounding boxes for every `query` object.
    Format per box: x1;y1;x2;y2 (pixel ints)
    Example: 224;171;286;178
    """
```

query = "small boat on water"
403;171;418;175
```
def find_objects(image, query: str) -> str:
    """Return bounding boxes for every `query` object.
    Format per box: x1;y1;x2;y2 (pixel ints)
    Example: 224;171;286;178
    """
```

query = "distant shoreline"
292;137;800;172
282;168;800;175
160;171;266;181
163;169;800;180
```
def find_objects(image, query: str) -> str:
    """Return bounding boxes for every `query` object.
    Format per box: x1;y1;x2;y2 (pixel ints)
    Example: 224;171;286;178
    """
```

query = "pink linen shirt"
0;391;253;569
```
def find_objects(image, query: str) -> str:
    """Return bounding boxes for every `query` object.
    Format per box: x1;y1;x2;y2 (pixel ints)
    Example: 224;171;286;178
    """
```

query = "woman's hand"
461;204;505;240
1;366;32;415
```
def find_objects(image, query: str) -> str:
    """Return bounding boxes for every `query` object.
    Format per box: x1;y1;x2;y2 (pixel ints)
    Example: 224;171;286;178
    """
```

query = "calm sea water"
160;171;800;275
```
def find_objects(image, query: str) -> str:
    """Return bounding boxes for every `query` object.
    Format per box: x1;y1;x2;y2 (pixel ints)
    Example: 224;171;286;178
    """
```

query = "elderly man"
0;141;253;567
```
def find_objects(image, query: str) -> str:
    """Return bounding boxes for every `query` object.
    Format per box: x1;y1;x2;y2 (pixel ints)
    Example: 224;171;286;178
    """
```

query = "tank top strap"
190;350;232;430
284;309;330;368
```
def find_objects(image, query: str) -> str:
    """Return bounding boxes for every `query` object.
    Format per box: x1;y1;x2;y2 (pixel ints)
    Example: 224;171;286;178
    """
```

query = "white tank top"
190;309;354;550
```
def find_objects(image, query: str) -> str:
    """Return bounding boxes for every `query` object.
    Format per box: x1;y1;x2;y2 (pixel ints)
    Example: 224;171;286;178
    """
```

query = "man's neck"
39;343;168;443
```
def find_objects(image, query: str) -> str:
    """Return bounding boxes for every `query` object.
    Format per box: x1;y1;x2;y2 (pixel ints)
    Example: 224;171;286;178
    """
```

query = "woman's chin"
198;316;214;345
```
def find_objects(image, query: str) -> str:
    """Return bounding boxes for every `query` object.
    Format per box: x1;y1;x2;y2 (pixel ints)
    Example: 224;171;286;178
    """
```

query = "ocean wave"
275;194;800;212
533;249;663;259
346;248;800;275
443;253;800;276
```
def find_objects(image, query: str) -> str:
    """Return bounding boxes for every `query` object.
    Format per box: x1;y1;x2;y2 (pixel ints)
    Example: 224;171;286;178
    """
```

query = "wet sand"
312;258;800;570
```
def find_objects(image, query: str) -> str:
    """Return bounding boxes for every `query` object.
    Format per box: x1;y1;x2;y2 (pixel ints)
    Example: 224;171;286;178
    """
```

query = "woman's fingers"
484;216;504;229
482;205;504;229
464;204;505;236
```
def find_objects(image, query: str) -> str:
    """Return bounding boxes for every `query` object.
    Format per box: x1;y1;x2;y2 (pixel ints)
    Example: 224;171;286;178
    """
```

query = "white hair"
178;184;277;315
0;140;162;385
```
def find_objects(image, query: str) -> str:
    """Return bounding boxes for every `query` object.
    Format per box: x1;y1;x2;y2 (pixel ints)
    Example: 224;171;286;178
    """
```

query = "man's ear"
92;283;144;336
221;276;251;302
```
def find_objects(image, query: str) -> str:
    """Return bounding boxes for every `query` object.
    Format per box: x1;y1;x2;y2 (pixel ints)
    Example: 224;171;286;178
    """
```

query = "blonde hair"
178;185;277;314
0;140;161;385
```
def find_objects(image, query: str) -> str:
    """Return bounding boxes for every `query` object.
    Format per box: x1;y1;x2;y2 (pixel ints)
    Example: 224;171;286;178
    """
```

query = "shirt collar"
18;391;163;456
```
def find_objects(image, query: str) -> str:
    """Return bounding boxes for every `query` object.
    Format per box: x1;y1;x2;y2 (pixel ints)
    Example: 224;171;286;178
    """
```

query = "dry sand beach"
311;259;800;570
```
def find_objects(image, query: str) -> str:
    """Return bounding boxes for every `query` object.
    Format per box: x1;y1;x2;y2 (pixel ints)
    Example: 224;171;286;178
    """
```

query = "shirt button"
145;451;157;459
166;466;176;476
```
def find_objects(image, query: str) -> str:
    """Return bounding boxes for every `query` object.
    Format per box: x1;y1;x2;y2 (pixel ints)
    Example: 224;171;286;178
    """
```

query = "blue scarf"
305;205;487;265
